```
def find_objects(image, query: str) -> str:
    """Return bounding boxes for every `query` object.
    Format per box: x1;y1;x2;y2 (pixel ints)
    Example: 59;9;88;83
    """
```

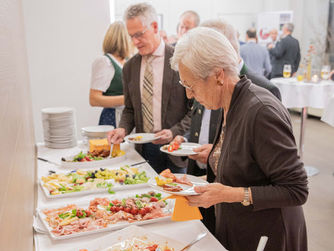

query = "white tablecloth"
271;78;334;108
34;143;226;251
321;94;334;127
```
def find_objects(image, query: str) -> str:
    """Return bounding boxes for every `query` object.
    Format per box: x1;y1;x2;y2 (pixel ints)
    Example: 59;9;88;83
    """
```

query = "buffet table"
321;94;334;127
271;78;334;176
34;143;226;251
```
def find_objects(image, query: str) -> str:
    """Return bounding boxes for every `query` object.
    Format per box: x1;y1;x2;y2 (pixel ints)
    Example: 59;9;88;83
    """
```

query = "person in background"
177;10;200;38
107;3;191;174
240;28;272;78
268;23;301;78
268;28;279;47
171;27;308;251
89;21;132;127
329;70;334;81
172;19;281;235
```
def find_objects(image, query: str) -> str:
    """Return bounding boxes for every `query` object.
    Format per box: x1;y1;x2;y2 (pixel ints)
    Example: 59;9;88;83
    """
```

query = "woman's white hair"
171;27;239;80
123;2;158;28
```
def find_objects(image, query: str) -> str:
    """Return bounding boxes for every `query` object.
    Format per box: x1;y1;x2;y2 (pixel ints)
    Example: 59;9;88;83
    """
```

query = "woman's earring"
218;80;224;85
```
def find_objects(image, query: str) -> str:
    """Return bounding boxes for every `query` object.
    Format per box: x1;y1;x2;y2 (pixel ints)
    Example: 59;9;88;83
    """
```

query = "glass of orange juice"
283;64;291;78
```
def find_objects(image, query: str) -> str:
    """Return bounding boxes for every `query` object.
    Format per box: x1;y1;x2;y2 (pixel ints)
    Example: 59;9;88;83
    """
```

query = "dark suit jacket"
269;34;301;78
208;77;307;250
119;45;191;167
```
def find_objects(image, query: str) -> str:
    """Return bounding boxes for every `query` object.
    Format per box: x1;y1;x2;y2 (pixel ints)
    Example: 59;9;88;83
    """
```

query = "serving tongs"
110;143;121;158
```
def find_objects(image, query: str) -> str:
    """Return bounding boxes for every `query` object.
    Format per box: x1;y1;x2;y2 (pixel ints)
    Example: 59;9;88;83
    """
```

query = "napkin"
162;195;202;221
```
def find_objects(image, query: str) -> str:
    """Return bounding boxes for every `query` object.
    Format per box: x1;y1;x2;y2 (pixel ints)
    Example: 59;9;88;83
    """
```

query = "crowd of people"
89;2;309;250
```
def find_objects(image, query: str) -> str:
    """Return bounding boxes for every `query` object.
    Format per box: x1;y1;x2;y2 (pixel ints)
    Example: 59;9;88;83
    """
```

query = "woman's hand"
186;183;244;208
107;128;125;144
188;144;213;163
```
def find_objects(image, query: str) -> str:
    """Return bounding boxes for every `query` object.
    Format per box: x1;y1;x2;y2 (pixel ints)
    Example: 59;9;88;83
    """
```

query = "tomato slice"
168;145;174;152
172;142;180;150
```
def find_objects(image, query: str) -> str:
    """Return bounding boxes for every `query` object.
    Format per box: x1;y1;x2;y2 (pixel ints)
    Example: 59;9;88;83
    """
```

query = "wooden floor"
289;112;334;251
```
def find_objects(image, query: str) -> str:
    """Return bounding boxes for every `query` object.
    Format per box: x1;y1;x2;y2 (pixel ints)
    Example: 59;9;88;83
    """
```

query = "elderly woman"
171;27;308;251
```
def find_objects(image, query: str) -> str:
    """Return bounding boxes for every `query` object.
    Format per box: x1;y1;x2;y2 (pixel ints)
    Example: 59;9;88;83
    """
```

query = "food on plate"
160;169;193;186
42;166;149;195
91;236;174;251
128;135;143;141
61;147;125;163
155;169;193;193
89;138;110;152
42;192;169;236
162;142;181;152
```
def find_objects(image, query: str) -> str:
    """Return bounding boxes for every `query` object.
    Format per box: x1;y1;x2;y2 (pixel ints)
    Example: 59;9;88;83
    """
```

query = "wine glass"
283;64;291;78
321;65;331;80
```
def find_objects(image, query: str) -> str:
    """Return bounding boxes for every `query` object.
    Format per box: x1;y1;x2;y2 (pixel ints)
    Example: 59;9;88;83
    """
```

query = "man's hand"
152;129;173;145
267;43;274;49
188;144;213;163
186;183;243;208
107;128;126;144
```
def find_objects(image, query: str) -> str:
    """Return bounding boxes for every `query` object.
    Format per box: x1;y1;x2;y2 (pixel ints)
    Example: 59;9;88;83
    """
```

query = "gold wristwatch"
241;187;251;206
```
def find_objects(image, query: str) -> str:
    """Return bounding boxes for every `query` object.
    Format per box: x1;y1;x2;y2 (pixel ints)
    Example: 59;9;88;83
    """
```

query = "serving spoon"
179;232;207;251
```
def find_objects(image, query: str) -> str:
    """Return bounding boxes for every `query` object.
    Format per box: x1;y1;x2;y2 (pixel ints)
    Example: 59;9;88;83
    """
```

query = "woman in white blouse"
90;21;132;127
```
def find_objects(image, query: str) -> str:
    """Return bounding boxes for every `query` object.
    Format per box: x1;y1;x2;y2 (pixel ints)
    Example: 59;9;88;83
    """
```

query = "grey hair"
180;10;200;27
200;19;240;55
284;23;294;33
123;2;158;27
171;27;239;80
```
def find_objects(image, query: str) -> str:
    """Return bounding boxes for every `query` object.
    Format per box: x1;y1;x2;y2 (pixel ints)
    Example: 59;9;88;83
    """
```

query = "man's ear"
151;21;159;33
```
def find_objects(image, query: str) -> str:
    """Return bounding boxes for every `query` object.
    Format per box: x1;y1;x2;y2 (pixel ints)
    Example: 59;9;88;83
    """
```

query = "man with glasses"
108;2;191;174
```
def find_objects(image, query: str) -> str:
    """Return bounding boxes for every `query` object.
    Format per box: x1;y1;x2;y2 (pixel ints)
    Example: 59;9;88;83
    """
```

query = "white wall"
23;0;329;142
22;0;110;142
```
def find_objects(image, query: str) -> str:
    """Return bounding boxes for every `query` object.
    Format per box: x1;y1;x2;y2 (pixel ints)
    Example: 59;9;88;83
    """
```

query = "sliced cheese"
89;138;110;152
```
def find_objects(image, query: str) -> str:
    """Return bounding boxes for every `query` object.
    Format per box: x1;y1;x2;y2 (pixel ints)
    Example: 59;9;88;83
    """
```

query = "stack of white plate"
42;107;77;149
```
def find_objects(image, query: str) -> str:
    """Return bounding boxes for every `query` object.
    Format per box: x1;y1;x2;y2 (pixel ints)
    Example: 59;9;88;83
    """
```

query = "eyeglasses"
129;27;148;39
178;80;193;91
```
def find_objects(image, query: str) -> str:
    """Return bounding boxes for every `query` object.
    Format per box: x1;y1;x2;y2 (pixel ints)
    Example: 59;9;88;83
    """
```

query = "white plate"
124;133;161;144
160;142;201;156
37;192;174;240
40;164;157;199
60;153;126;169
149;173;208;196
72;225;201;251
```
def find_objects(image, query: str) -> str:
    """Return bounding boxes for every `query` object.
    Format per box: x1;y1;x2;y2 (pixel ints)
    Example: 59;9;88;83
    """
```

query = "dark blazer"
119;45;191;167
269;34;301;78
208;77;308;250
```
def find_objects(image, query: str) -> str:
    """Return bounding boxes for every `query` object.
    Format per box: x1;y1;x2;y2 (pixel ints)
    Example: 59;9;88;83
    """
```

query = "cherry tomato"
172;142;180;150
85;156;91;161
168;145;174;152
124;207;131;213
139;208;146;216
85;210;92;216
131;208;138;215
144;207;151;214
150;197;158;202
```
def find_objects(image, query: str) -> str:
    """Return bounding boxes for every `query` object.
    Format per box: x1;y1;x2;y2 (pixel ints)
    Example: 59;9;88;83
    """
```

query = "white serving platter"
72;225;202;251
60;152;126;169
40;164;157;199
37;191;174;240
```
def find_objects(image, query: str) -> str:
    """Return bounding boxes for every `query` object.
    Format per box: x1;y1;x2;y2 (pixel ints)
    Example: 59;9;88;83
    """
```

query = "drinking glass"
321;65;331;80
283;64;291;78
